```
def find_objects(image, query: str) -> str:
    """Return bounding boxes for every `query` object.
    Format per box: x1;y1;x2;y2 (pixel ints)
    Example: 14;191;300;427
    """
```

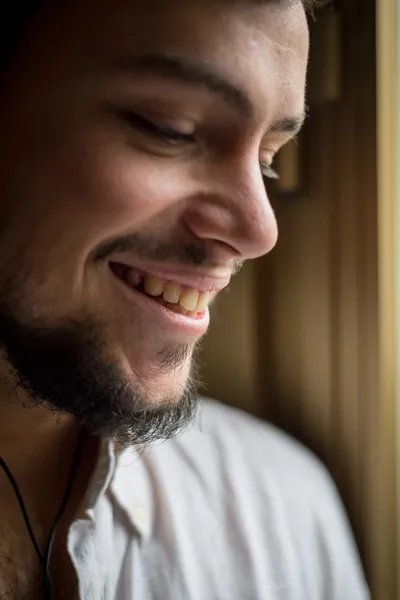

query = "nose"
184;159;278;262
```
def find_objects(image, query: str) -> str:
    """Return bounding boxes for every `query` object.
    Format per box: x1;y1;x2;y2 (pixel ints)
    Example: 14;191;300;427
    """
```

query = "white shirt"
67;398;370;600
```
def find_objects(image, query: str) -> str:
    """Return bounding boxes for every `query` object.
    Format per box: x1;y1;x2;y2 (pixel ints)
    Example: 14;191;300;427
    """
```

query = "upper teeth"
143;275;210;312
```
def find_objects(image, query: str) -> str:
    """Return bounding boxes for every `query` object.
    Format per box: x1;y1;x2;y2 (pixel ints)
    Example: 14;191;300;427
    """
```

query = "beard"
0;303;199;447
0;231;233;446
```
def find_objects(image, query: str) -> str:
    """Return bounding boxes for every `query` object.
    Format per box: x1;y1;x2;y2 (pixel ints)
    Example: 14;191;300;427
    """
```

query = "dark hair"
1;0;318;65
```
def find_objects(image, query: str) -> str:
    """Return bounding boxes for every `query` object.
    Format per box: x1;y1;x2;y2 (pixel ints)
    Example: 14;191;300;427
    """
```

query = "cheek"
63;143;196;239
0;142;197;310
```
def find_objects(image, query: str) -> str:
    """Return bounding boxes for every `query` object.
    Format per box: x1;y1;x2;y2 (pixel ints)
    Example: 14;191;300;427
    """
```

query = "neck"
0;368;102;579
0;396;79;481
0;375;86;525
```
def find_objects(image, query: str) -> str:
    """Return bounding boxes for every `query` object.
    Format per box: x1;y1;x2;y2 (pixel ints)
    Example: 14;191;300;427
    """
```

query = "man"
0;0;369;598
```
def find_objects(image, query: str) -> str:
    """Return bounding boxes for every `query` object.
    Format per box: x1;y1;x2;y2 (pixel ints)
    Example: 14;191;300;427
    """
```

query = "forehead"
23;0;309;117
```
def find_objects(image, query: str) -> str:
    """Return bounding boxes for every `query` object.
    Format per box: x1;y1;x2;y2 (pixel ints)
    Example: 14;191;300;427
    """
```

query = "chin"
122;349;195;407
0;304;199;445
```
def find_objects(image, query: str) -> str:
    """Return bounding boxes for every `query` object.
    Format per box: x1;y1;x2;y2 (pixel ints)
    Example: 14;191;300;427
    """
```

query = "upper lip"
109;259;231;293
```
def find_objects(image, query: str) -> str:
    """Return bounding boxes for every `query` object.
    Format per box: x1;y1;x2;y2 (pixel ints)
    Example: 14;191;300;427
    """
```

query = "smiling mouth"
110;263;214;318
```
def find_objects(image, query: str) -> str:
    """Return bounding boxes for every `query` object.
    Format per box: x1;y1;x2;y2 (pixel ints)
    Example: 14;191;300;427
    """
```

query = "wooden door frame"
376;0;398;596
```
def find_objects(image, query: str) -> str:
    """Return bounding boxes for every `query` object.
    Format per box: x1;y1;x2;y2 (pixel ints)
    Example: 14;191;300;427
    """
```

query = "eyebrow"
113;53;253;116
112;53;305;136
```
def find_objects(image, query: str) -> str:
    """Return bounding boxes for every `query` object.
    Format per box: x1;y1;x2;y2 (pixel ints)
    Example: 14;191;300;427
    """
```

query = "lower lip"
110;270;210;337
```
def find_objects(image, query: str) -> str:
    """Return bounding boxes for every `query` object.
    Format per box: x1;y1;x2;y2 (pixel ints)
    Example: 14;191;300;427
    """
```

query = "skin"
0;0;309;593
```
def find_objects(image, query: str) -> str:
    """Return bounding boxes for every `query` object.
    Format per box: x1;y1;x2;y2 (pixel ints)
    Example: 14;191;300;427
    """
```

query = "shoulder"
113;398;369;599
171;397;339;505
190;399;369;598
117;397;352;540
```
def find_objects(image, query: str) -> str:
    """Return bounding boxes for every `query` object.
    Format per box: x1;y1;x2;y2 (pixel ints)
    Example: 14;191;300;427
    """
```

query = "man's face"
0;0;308;442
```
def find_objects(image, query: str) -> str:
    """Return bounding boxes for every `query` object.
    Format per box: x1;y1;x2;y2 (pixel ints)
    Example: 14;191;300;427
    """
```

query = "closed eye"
117;108;280;181
118;110;194;145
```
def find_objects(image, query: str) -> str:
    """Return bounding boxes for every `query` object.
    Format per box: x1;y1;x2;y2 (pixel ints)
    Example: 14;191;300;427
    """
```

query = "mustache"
92;233;243;275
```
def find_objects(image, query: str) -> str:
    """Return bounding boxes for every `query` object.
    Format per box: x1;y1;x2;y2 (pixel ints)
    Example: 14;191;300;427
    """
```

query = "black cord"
0;428;85;600
42;429;85;599
0;454;44;563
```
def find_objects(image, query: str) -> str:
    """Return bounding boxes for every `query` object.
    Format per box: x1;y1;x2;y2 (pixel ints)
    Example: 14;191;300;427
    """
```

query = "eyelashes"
260;161;279;181
118;110;194;145
118;110;280;181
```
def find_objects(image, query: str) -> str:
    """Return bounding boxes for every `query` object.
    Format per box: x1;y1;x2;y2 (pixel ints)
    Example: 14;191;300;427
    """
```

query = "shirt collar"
77;436;116;522
110;443;153;540
79;436;153;540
